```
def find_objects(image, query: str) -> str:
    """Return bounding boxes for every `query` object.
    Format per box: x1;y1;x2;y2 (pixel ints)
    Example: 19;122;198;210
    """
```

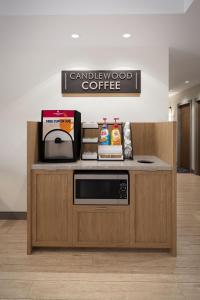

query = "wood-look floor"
0;174;200;300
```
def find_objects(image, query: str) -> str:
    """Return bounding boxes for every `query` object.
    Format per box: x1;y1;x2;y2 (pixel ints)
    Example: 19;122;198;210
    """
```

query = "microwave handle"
95;206;108;210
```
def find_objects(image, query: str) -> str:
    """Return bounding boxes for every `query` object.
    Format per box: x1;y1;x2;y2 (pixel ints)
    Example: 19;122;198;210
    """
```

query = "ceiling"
0;0;194;15
0;0;199;94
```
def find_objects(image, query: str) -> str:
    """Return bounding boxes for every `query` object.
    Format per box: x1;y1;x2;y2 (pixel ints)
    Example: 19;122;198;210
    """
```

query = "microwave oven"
74;171;129;205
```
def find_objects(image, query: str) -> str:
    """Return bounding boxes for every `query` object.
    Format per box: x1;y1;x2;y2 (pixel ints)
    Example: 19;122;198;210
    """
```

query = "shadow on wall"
170;48;200;91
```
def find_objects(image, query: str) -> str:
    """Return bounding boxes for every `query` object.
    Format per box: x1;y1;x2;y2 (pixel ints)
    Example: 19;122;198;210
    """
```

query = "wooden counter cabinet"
73;205;130;247
31;170;73;248
130;171;172;248
29;169;174;254
27;121;176;255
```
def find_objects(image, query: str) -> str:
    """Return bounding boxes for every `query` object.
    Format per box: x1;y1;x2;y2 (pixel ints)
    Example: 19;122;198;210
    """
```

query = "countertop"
32;156;172;171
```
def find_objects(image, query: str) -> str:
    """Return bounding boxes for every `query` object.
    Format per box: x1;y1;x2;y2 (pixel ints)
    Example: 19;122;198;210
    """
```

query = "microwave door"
74;174;128;205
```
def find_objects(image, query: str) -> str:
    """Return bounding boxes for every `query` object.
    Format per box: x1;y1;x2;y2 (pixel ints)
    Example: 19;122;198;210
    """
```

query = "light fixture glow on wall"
71;34;80;39
123;33;131;38
168;106;173;122
185;80;190;84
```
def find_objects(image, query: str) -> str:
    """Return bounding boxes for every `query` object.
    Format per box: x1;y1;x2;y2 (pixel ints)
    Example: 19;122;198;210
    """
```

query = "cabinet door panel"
134;172;171;246
32;171;72;246
73;206;130;247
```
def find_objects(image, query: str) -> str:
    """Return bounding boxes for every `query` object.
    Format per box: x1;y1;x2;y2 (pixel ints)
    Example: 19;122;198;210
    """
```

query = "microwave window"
76;179;126;199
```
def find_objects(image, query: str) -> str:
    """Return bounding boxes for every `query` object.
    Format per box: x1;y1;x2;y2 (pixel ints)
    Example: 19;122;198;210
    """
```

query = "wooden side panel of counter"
154;122;177;256
131;123;155;155
154;122;176;165
131;122;176;165
129;171;135;246
27;121;40;254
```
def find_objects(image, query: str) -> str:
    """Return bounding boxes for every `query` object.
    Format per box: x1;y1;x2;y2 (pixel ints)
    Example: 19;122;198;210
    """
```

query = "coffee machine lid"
44;129;72;142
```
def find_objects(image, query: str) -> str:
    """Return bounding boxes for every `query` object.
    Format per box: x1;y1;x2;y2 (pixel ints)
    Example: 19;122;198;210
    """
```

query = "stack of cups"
123;122;133;159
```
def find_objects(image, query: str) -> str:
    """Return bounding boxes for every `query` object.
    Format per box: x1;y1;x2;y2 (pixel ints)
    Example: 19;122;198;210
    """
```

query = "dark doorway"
195;100;200;175
177;102;192;173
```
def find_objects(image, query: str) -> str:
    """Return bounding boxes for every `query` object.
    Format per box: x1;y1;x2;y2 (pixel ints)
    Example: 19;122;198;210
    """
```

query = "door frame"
177;100;192;171
195;99;200;175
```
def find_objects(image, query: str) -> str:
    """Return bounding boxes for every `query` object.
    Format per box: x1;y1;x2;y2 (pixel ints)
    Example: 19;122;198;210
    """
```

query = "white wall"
0;33;169;211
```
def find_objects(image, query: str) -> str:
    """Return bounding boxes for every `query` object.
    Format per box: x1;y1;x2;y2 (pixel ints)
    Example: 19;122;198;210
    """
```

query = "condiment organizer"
81;122;133;161
98;122;124;161
81;122;99;160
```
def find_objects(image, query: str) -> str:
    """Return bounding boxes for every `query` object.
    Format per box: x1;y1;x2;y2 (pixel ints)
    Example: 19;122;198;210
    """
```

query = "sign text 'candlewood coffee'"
61;70;141;95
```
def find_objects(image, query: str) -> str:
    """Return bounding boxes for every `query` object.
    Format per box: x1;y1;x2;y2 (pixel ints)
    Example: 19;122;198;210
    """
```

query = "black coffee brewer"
41;110;81;162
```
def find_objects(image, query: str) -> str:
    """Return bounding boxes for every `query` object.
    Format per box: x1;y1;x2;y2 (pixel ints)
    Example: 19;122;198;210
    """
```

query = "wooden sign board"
62;70;141;96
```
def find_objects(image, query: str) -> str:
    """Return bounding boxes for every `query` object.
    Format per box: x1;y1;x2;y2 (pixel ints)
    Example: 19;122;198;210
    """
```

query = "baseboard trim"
0;212;27;220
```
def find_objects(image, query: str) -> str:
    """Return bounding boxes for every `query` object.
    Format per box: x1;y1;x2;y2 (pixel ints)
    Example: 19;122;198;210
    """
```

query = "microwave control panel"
119;180;128;199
